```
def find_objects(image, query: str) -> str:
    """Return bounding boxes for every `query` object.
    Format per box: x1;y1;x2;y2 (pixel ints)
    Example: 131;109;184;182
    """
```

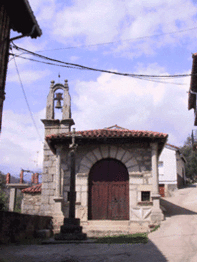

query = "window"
158;161;163;168
141;191;150;201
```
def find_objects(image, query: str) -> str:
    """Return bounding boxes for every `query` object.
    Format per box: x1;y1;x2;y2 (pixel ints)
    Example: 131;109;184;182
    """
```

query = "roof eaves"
165;143;180;151
22;183;42;193
5;0;42;38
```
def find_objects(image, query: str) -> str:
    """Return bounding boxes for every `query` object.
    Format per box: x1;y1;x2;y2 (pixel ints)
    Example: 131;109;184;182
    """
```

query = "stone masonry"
23;79;168;235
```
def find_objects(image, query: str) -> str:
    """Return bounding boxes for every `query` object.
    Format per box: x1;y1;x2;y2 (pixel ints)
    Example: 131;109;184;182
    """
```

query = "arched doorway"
88;158;129;220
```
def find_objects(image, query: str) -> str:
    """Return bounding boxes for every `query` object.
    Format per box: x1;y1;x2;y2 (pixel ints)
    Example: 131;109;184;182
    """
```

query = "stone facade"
22;80;168;235
21;193;41;215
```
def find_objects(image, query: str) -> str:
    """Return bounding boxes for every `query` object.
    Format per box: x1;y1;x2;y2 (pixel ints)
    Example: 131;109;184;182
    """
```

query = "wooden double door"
88;158;129;220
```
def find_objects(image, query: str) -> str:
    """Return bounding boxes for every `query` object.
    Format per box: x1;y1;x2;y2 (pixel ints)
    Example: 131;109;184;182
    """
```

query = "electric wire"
12;50;43;141
12;43;192;79
131;75;186;85
9;52;186;85
9;53;85;70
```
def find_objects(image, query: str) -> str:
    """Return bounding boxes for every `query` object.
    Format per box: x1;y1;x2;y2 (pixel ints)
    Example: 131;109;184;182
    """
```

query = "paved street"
149;184;197;262
1;184;197;262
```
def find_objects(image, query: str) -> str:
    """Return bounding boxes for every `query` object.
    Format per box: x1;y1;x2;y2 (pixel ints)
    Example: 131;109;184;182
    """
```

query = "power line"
10;52;186;86
9;52;186;86
11;50;43;141
12;43;192;79
35;26;197;52
131;75;186;85
9;53;86;70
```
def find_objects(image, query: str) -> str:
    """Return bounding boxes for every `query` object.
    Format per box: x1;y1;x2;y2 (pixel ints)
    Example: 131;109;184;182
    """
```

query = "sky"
0;0;197;177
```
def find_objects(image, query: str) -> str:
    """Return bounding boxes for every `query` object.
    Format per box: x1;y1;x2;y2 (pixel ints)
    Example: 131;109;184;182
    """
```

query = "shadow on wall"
160;198;197;217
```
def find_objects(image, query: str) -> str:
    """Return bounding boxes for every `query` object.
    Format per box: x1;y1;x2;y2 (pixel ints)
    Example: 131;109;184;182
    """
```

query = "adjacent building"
158;144;186;197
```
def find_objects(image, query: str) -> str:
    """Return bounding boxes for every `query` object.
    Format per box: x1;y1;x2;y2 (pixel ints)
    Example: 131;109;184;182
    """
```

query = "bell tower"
42;79;75;136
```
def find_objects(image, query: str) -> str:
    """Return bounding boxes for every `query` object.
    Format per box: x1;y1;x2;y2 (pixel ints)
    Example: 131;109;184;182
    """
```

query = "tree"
0;173;9;211
180;135;197;181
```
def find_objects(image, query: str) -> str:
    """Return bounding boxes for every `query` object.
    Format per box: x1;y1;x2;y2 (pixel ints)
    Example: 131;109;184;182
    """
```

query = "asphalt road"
1;184;197;262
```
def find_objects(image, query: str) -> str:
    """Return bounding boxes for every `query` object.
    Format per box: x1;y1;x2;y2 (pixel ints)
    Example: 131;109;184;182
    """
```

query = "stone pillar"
9;188;17;211
34;173;39;184
150;143;164;223
20;170;24;184
31;173;35;183
69;148;76;219
151;143;159;195
54;146;63;215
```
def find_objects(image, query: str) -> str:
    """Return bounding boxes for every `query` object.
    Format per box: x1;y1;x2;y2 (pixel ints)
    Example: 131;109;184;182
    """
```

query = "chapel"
22;79;168;236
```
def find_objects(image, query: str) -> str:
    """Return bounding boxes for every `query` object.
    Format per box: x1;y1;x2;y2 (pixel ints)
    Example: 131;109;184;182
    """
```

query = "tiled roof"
22;183;41;193
46;128;168;140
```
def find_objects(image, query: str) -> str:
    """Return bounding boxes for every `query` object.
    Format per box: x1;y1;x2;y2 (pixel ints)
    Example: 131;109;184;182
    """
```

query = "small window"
141;191;150;201
158;161;163;168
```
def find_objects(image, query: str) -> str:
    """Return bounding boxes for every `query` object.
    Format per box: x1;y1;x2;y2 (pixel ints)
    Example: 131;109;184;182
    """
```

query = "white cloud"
48;0;197;56
28;0;56;24
72;65;194;146
0;109;45;174
52;1;124;44
7;69;51;84
1;66;194;174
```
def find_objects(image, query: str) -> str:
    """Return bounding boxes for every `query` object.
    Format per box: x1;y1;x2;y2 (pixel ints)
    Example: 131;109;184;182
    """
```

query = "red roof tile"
22;183;41;193
46;128;168;140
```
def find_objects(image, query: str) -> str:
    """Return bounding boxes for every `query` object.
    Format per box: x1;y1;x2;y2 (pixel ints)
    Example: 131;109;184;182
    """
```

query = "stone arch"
78;144;135;174
46;80;71;120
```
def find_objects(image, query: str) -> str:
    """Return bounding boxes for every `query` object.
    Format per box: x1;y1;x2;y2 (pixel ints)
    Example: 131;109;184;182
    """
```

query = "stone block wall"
38;141;155;231
69;143;153;222
0;211;52;244
21;193;42;215
40;142;57;216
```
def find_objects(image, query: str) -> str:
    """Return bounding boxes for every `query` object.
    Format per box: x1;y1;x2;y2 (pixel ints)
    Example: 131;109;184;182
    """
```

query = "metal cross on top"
69;128;78;151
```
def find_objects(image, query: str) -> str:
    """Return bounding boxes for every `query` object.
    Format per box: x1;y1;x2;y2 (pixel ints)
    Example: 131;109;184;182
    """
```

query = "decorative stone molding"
130;207;152;220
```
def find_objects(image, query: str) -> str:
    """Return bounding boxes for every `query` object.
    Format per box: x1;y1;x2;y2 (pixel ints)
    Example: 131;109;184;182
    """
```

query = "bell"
54;92;63;109
55;100;62;109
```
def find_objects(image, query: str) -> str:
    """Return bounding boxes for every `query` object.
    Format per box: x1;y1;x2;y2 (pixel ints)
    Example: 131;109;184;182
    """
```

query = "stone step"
54;232;87;240
63;218;80;226
60;224;82;234
81;220;150;237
